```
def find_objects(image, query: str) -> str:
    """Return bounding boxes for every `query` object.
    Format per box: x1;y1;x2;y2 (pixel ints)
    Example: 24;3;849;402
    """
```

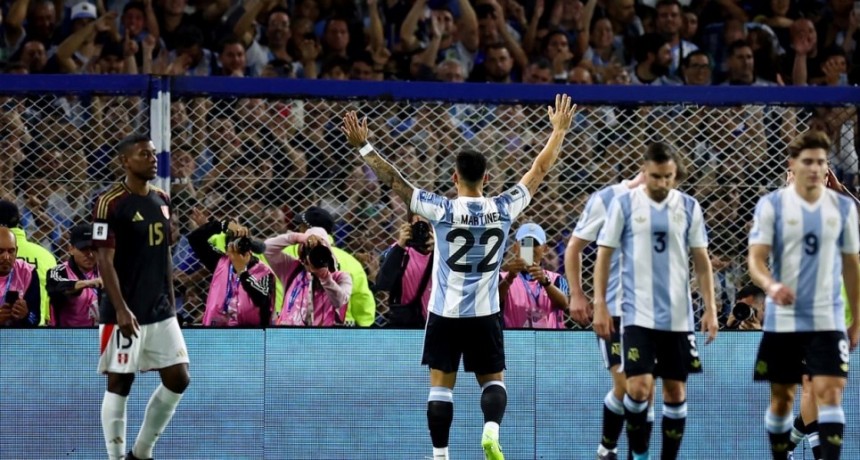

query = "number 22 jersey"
410;184;531;318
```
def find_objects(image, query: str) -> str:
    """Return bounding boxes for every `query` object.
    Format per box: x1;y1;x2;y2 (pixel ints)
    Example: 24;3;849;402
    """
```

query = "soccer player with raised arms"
592;141;719;460
93;133;191;460
341;94;575;460
748;130;860;460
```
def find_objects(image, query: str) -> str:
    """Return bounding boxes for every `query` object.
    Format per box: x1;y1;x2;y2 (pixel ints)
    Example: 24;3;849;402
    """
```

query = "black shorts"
753;331;850;384
622;326;702;382
598;317;623;370
422;312;505;375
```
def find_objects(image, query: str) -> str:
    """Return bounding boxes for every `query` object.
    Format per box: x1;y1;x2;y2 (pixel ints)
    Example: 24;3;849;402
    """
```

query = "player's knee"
626;378;650;400
107;373;135;396
662;381;686;403
165;373;190;394
813;385;843;406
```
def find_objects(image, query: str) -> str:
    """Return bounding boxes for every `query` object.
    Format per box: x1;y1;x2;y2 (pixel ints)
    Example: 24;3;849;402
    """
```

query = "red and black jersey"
92;183;173;325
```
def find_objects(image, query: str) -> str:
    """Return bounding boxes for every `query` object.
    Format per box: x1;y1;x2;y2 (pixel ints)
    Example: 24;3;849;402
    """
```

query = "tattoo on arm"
364;152;415;204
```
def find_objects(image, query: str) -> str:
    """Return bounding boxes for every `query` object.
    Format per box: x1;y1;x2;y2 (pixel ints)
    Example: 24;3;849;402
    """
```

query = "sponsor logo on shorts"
611;343;621;356
755;360;768;376
627;348;639;362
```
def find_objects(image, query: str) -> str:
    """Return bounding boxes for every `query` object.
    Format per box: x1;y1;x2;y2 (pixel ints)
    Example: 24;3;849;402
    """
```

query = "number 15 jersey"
411;184;531;318
598;187;708;332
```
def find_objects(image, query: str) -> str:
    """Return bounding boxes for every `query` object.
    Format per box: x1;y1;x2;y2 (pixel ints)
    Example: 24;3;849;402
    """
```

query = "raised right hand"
547;93;576;132
341;111;369;148
116;307;140;338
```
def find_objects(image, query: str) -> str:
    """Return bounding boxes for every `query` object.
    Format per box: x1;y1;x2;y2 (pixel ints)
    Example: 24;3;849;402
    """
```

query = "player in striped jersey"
566;173;645;460
749;131;860;460
593;142;719;460
342;94;576;460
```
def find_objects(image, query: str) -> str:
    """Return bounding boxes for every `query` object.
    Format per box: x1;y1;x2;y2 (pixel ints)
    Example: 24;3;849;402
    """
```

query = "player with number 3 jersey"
341;94;576;460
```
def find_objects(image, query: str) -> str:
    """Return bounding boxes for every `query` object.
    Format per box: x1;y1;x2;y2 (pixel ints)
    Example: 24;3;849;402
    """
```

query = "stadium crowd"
0;0;858;327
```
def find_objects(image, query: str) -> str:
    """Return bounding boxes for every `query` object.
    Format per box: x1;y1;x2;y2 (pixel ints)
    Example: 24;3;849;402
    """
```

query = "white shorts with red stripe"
98;316;189;374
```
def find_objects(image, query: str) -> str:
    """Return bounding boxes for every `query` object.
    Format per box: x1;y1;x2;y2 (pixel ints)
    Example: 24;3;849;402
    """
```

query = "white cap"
71;2;97;20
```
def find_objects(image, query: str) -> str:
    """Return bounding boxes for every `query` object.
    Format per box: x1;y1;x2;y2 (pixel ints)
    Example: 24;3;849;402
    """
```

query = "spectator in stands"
681;7;699;44
522;57;553;83
157;0;208;50
265;226;352;326
121;0;160;43
680;49;712;85
499;223;569;329
434;58;466;82
725;284;764;330
215;35;249;76
16;39;48;73
567;65;593;84
605;0;644;61
188;212;275;326
375;214;434;328
399;0;479;75
469;42;516;82
784;18;823;85
52;11;118;74
166;26;214;76
655;0;698;75
0;227;41;327
582;16;625;70
320;16;351;61
720;39;775;85
628;32;676;84
540;29;574;82
46;224;101;327
4;0;58;52
285;206;376;327
0;200;56;326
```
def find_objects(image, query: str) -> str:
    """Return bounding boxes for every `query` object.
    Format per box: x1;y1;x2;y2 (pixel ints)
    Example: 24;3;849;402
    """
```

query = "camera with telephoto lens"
732;302;753;323
226;230;265;254
408;221;430;248
302;243;335;271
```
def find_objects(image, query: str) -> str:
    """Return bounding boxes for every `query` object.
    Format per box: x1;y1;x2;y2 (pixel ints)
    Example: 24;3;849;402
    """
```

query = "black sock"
818;405;844;460
427;387;454;448
623;394;650;455
480;381;507;424
661;401;687;460
600;391;625;450
766;409;793;460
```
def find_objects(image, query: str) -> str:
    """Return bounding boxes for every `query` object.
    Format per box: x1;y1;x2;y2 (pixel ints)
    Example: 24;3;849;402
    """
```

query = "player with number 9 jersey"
411;185;530;318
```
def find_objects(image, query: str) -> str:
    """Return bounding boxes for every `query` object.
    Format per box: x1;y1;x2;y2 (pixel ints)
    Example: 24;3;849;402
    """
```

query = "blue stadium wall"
1;329;857;459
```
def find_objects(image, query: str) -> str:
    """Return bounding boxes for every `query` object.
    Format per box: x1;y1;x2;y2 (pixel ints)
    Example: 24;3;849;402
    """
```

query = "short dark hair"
0;200;21;228
655;0;681;10
456;150;487;184
218;35;245;53
643;141;676;164
634;33;668;63
737;284;765;300
727;39;752;58
821;46;847;63
681;50;711;68
788;130;831;158
115;133;151;156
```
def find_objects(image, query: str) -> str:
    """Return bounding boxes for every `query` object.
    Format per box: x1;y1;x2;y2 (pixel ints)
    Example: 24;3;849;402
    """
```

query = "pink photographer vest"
50;261;99;327
501;271;565;329
275;263;349;327
202;257;274;326
0;260;35;326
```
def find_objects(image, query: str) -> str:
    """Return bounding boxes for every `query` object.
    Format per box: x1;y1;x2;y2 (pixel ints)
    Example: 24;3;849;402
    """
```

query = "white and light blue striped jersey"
749;187;860;333
573;181;631;317
598;187;708;332
410;184;532;318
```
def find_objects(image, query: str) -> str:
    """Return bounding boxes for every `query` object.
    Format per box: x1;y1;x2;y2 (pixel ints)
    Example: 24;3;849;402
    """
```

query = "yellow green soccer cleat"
481;432;505;460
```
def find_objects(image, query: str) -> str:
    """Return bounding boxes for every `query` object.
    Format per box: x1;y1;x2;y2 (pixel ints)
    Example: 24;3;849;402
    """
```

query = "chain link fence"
4;87;857;328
